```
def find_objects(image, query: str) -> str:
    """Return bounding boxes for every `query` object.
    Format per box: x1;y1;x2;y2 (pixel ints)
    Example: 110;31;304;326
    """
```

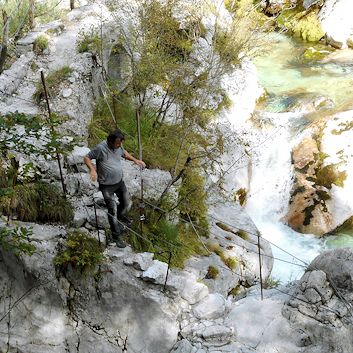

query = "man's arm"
123;150;146;168
83;156;98;181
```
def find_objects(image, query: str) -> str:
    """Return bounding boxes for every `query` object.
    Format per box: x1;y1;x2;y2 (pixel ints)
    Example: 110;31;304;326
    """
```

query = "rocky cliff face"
2;222;353;353
285;110;353;236
0;219;271;353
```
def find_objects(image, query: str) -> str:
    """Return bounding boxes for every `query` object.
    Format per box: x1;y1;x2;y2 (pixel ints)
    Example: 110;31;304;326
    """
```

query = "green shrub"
33;66;72;103
0;226;36;256
205;265;219;279
264;276;280;289
0;182;73;224
234;188;247;206
236;230;249;240
127;214;207;268
33;34;49;54
223;256;238;270
178;167;209;235
76;26;101;54
228;284;242;296
54;230;105;272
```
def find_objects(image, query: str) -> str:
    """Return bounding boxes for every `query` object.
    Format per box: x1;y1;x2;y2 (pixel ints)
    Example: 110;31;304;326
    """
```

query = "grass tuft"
33;66;72;103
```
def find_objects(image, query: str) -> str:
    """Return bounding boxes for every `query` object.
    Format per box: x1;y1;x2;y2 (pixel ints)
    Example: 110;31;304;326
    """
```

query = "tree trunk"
70;0;75;10
29;0;35;29
0;11;10;74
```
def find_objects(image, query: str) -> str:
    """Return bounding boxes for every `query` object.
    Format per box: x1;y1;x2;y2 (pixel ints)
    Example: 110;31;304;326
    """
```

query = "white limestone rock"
73;207;87;227
319;0;353;49
303;0;320;9
93;191;105;205
16;31;47;53
180;277;209;305
193;294;227;320
281;248;353;353
0;222;179;353
225;295;285;349
67;146;90;167
171;339;202;353
87;207;109;229
142;260;169;284
321;111;353;231
124;252;154;271
62;88;73;98
195;325;235;345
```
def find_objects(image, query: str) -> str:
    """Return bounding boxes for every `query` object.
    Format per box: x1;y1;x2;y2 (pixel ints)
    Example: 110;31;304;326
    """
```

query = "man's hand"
123;150;146;168
90;169;98;182
135;159;146;168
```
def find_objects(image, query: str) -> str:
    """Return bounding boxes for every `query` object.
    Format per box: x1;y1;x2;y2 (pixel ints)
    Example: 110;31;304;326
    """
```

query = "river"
244;33;353;283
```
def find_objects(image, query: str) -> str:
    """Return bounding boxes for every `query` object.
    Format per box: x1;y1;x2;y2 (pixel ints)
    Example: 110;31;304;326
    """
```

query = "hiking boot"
115;236;127;248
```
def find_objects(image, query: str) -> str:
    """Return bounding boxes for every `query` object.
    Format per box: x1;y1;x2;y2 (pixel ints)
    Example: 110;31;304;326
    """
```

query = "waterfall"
243;112;324;282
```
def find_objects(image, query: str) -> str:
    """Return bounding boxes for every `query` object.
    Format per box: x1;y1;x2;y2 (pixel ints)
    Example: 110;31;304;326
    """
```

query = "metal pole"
163;251;172;292
136;108;145;236
257;232;264;300
40;71;67;196
93;201;102;248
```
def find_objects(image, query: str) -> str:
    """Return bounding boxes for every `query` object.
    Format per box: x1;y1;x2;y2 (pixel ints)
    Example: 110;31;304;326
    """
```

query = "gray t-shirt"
87;141;125;185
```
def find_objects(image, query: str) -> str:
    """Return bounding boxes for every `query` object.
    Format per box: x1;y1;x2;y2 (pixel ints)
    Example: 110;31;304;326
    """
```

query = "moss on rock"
292;11;325;42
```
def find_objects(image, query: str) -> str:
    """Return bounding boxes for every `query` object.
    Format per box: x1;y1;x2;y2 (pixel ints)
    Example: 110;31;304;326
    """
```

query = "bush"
264;276;280;289
54;230;105;272
234;188;247;206
0;182;73;224
33;66;72;103
76;25;101;54
33;34;49;54
0;226;36;256
128;215;208;268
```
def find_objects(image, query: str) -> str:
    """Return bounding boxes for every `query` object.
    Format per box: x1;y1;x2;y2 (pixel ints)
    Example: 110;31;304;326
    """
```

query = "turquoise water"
325;230;353;250
254;33;353;112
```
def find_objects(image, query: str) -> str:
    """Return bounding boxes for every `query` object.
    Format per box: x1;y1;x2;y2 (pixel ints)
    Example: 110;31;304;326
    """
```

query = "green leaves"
0;226;36;257
0;112;77;160
54;231;105;273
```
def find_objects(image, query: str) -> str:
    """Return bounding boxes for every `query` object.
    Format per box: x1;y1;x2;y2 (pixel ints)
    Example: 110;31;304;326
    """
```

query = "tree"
109;0;266;195
0;11;10;74
29;0;35;29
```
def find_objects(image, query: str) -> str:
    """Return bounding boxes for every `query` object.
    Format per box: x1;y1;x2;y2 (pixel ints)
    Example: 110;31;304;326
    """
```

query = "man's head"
107;129;125;149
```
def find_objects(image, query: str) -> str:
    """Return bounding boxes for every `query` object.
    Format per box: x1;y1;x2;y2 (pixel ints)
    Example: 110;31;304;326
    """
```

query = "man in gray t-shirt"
84;129;145;248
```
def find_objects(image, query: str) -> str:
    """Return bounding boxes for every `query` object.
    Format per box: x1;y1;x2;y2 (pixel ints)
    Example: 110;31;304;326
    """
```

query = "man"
84;129;145;248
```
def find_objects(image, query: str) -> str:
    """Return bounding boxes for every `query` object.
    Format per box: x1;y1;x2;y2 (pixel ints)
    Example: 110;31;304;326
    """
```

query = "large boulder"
285;110;353;236
282;248;353;353
184;202;273;297
223;248;353;353
318;0;353;49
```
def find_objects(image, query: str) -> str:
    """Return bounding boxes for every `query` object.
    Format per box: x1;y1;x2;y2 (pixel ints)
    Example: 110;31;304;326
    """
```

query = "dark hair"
107;129;125;146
